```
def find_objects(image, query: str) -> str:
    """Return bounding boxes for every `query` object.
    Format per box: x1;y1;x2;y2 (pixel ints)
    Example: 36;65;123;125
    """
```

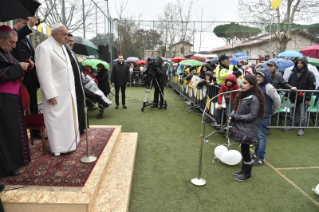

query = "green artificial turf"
88;87;319;211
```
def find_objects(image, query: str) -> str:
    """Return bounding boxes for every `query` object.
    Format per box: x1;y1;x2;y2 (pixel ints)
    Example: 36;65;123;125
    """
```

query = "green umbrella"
307;57;319;66
82;59;109;69
179;59;203;67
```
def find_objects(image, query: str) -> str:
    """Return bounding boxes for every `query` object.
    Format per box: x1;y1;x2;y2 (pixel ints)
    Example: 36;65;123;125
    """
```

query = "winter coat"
271;71;292;89
154;66;166;87
256;68;281;118
111;62;130;86
96;68;110;95
217;74;240;104
229;94;261;145
216;62;241;84
285;57;316;103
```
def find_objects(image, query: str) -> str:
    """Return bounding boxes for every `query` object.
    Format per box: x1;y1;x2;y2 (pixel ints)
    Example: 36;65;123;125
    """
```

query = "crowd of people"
169;53;316;181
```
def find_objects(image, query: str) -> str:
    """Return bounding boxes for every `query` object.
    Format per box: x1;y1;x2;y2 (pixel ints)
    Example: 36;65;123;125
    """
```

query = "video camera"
143;57;163;88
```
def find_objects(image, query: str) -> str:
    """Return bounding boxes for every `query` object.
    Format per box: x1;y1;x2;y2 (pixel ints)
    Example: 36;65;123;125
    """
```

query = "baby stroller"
82;75;112;119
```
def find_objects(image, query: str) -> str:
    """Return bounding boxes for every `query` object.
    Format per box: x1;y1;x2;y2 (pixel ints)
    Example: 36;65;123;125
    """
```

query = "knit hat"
219;54;229;62
267;60;277;67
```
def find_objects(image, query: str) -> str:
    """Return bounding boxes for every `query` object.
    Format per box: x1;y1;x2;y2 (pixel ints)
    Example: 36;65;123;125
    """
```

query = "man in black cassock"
0;25;32;178
65;33;87;134
11;17;43;139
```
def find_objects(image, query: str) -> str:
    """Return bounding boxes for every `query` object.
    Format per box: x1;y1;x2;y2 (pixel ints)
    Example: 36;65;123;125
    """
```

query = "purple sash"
0;81;20;95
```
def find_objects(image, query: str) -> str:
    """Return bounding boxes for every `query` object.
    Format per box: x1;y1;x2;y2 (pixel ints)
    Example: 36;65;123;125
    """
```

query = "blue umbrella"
236;56;251;60
277;50;303;58
230;58;239;65
234;52;247;58
261;58;294;72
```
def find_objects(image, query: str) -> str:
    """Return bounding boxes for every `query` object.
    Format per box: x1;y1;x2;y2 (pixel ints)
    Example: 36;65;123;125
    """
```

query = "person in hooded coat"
229;75;266;181
252;68;281;166
283;57;316;136
96;63;110;97
212;74;240;126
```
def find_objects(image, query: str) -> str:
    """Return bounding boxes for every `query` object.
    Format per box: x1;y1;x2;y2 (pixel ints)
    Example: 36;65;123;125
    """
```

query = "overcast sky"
82;0;240;51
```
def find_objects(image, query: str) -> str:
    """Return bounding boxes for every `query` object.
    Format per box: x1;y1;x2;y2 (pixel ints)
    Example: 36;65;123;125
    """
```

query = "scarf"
240;87;254;99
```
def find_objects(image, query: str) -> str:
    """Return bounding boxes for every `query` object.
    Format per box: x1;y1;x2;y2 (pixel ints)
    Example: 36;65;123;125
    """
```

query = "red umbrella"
136;60;147;65
300;46;319;59
171;57;187;63
190;56;205;62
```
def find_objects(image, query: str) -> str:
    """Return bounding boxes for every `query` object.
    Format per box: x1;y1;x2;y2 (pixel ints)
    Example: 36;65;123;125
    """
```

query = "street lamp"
62;0;76;25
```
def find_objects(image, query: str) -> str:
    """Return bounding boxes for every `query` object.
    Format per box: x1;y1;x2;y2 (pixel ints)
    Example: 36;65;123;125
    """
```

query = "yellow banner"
37;24;42;32
46;26;51;36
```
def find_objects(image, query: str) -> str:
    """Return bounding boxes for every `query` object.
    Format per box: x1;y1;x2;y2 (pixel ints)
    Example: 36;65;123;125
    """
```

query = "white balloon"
220;150;242;165
312;184;319;195
214;145;228;159
69;0;76;7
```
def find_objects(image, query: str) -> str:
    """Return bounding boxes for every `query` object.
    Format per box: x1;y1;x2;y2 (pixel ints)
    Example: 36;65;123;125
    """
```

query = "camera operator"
150;58;166;109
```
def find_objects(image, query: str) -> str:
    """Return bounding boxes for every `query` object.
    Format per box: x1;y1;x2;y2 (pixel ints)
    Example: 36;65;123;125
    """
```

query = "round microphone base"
191;177;206;186
81;156;97;163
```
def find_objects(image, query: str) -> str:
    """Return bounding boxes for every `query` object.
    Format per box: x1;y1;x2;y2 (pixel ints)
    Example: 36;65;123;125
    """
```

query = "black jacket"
154;66;166;87
97;68;110;95
286;57;316;103
111;62;130;86
271;71;292;89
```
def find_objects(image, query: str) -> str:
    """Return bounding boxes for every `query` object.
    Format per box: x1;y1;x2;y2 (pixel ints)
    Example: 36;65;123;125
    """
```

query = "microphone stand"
191;89;242;186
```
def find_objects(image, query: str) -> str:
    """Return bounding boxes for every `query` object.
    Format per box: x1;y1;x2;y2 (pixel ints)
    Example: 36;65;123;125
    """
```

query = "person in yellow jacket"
216;54;243;85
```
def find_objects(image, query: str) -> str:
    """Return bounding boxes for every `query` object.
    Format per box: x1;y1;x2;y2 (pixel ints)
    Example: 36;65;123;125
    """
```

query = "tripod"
141;76;167;112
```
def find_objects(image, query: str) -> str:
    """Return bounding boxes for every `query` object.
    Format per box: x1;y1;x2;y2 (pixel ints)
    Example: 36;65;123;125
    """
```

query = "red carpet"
1;128;115;187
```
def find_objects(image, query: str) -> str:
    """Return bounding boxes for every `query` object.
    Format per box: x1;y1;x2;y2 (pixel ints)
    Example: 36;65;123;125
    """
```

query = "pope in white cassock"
35;23;79;156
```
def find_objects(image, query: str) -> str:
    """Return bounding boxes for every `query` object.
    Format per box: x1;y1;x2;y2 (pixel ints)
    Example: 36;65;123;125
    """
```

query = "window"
181;47;185;54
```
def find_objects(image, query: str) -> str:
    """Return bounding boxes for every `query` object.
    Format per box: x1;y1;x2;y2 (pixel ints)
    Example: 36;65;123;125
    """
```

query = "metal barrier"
129;71;144;87
168;73;319;144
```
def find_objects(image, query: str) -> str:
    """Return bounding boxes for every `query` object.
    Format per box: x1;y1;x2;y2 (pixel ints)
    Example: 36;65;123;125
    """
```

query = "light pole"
83;0;85;38
62;0;75;26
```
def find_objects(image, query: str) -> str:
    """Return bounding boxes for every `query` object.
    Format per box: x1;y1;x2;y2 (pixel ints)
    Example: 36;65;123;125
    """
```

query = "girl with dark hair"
228;75;266;181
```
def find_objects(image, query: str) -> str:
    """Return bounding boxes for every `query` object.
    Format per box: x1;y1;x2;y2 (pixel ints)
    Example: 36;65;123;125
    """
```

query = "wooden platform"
0;125;138;212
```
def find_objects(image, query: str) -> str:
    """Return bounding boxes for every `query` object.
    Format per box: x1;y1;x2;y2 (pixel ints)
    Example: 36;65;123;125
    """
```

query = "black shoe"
150;104;158;108
34;132;48;139
235;161;253;181
233;161;244;176
123;104;127;109
9;169;19;176
115;105;119;109
158;105;163;109
251;153;257;160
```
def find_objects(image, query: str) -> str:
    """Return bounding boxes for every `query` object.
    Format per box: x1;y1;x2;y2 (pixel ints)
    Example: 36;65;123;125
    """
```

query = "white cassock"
35;36;79;154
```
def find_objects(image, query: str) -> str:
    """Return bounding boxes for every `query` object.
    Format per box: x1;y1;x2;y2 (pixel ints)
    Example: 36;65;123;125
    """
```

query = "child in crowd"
252;68;281;166
211;74;240;127
245;68;253;76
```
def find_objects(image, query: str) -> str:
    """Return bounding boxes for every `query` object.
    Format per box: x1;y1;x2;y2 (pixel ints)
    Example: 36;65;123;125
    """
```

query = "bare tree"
238;0;319;52
37;0;96;33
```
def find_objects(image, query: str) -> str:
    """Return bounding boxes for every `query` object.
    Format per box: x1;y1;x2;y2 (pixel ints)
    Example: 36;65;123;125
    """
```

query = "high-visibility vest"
216;65;234;84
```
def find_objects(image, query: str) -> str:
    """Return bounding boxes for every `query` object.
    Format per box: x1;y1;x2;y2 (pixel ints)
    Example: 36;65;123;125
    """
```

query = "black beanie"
219;54;229;62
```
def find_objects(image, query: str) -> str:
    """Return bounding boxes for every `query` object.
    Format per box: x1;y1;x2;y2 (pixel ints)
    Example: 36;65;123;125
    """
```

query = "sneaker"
252;157;264;166
282;127;294;132
210;121;220;127
123;104;127;109
297;129;304;136
115;105;119;109
251;153;257;160
185;101;192;105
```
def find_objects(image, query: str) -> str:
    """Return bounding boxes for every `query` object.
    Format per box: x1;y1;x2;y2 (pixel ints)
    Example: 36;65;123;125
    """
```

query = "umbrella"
307;57;319;66
284;65;319;86
190;56;205;62
261;58;294;72
208;58;219;66
126;57;139;62
236;56;251;60
0;0;41;22
230;58;239;65
72;36;98;56
113;59;118;63
194;51;218;58
277;50;303;58
171;57;186;63
82;59;109;69
179;59;203;67
184;52;195;58
234;52;247;58
300;46;319;59
136;60;147;65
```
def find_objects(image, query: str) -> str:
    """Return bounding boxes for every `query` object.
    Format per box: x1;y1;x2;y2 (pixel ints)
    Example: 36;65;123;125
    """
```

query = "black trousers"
153;86;164;105
115;85;126;105
241;143;251;162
